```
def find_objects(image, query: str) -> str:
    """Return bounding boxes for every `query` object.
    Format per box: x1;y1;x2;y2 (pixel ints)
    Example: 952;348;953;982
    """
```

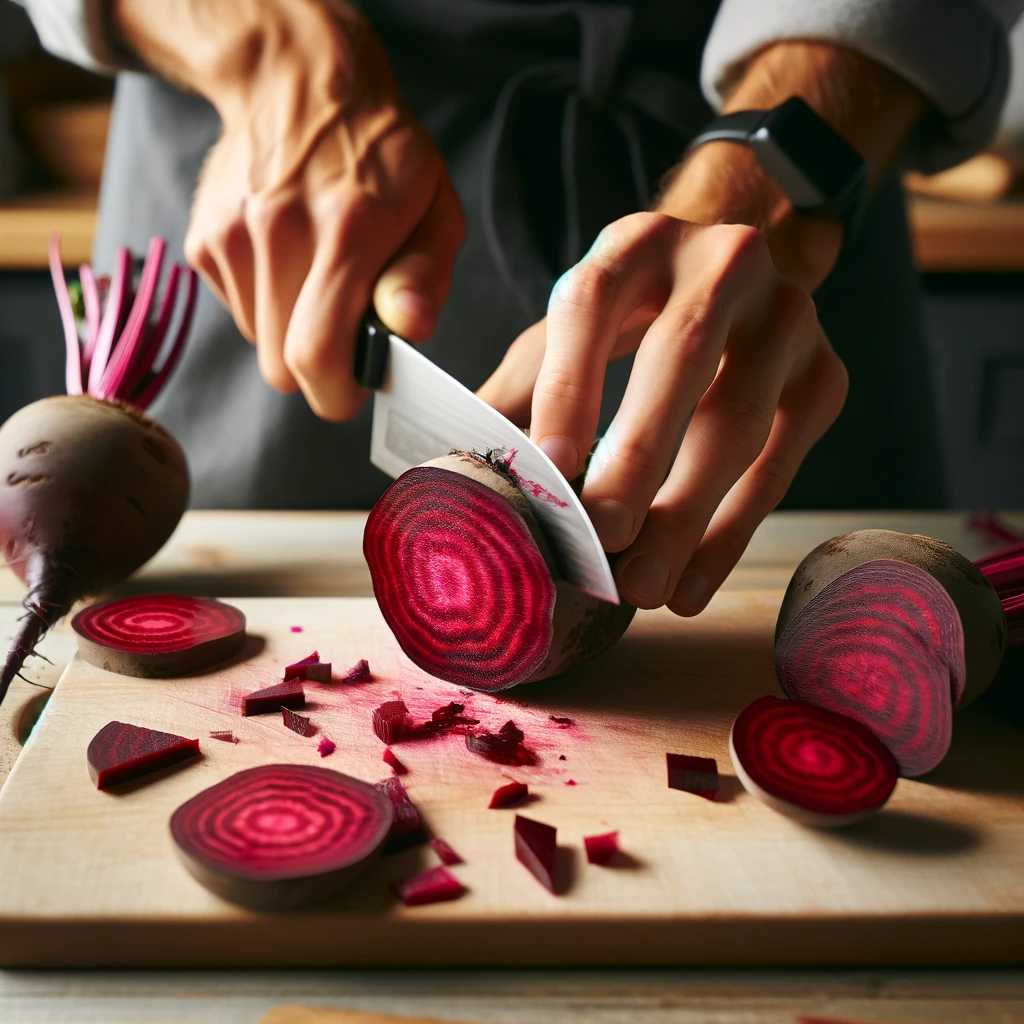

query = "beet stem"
78;261;102;376
87;248;132;393
48;234;83;396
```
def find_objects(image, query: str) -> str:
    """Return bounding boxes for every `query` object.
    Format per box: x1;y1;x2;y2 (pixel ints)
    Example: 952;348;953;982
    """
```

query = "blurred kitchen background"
1;1;1022;509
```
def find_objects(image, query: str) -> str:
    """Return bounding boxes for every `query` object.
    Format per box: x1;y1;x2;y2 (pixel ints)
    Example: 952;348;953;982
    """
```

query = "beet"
584;831;619;865
376;776;428;852
317;736;336;758
776;559;964;777
975;541;1024;649
0;236;196;706
87;720;199;789
170;764;392;910
72;594;246;677
429;837;463;865
392;865;465;907
363;451;635;691
730;695;899;826
373;700;409;744
282;707;313;736
209;730;238;744
284;651;331;683
340;658;371;683
666;753;719;801
243;680;305;717
514;814;558;893
383;748;408;775
466;720;534;765
489;781;529;808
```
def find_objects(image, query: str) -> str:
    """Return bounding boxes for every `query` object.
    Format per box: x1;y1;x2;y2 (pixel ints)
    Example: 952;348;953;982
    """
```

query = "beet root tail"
0;605;51;706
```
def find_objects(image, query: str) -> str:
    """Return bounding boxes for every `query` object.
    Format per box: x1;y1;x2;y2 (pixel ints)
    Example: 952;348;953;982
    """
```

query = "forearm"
659;41;925;290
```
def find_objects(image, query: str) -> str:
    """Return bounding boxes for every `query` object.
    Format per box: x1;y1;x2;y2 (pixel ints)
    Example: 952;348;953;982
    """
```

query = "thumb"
476;317;547;426
374;177;465;342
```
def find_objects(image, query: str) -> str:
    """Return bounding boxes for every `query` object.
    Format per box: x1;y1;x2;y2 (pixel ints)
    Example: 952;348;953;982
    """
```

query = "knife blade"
356;316;619;604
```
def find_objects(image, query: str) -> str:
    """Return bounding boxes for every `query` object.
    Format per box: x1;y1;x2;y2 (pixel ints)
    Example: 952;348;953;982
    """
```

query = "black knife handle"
354;314;391;390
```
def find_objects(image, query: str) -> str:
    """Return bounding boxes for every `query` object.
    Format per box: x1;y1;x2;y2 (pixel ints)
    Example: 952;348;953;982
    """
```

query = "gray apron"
93;0;945;511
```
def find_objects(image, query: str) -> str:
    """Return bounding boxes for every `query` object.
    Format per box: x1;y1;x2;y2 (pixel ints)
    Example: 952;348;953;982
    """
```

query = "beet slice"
429;837;463;865
72;594;246;677
171;764;392;910
730;695;899;827
775;559;964;777
392;865;465;907
666;753;719;800
383;748;408;775
489;780;529;808
514;814;558;893
376;776;428;852
243;680;305;717
88;720;200;789
363;452;635;691
282;707;313;736
584;831;619;865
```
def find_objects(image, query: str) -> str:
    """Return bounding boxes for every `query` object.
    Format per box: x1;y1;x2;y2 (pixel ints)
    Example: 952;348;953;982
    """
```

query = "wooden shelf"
0;188;97;269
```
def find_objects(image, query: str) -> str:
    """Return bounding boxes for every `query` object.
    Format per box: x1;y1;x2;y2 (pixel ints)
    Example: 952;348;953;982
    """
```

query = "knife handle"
354;314;391;390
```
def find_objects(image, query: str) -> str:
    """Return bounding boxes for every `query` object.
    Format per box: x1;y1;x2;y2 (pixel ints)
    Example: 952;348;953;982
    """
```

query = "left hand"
478;211;848;615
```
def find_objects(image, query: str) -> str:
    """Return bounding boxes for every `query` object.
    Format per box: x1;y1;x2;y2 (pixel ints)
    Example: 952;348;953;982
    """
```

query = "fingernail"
673;570;710;613
539;436;581;478
392;288;434;325
589;499;634;550
621;554;670;607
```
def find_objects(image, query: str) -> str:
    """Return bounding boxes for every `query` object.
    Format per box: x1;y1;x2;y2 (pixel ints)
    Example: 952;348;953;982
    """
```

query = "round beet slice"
363;451;634;691
170;764;393;910
775;559;963;777
730;696;899;827
72;594;246;677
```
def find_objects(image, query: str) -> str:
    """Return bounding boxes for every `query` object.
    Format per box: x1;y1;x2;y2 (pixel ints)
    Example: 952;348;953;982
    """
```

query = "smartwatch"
685;96;869;239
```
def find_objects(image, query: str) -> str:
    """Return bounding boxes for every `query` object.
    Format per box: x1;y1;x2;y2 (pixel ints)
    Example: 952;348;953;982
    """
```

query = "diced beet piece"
431;701;478;726
666;753;719;801
383;747;408;775
340;658;371;683
565;779;577;786
170;764;392;910
730;695;899;827
549;715;574;727
373;700;409;744
429;837;463;865
243;680;305;716
284;650;319;674
466;720;534;765
87;720;199;789
209;730;238;744
584;831;619;865
392;865;465;907
514;814;557;893
284;651;332;683
317;736;336;758
282;707;312;737
376;776;427;852
72;594;246;678
558;754;567;761
290;625;303;633
489;781;529;809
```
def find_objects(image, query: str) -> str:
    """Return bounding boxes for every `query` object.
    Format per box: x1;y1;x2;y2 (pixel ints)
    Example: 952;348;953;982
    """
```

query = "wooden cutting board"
0;594;1021;968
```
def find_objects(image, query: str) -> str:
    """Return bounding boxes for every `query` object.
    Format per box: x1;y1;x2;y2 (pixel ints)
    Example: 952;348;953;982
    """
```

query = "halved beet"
489;780;529;809
730;696;899;827
584;831;619;865
363;451;634;691
243;680;305;717
169;764;392;910
775;559;963;777
72;594;246;677
666;753;719;800
88;720;199;789
514;814;557;893
392;865;465;907
975;540;1024;648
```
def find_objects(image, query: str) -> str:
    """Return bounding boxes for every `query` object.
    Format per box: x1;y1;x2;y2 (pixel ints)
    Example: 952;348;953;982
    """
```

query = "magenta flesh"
376;776;427;852
170;763;392;910
392;865;465;907
363;466;557;690
666;753;719;801
489;781;529;809
317;736;336;758
466;720;534;766
429;837;463;865
584;831;620;865
373;700;409;744
514;814;558;893
284;651;331;683
87;720;199;789
340;658;371;683
282;707;313;737
775;559;964;776
383;748;408;775
730;695;899;825
243;680;305;717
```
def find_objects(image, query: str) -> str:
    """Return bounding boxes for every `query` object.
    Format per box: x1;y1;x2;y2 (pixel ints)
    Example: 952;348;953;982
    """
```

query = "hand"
114;0;465;420
479;212;848;614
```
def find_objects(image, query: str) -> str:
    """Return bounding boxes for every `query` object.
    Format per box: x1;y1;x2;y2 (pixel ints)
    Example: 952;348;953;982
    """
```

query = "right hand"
177;5;465;420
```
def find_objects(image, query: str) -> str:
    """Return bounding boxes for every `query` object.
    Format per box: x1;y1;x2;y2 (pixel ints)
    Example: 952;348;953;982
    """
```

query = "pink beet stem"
87;248;132;393
48;234;83;395
132;266;197;410
121;261;181;401
78;262;102;377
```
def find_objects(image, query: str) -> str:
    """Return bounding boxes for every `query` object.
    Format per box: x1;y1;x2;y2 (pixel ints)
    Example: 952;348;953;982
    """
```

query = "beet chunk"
88;720;199;789
489;781;529;809
514;814;557;893
243;680;305;717
584;831;619;865
393;865;465;907
666;753;719;801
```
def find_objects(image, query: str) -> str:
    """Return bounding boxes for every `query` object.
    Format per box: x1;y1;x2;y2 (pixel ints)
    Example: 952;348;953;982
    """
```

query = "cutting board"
0;594;1021;968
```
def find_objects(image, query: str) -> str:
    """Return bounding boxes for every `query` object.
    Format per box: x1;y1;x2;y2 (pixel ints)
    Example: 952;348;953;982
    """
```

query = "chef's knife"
356;315;619;604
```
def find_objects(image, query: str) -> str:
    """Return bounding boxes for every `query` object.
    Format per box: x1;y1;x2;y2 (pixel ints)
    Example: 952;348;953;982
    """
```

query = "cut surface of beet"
282;707;313;737
373;700;409;744
383;748;408;775
284;651;332;683
514;814;558;893
666;753;719;801
243;680;305;717
730;695;899;826
72;594;246;677
466;720;534;765
775;559;963;777
340;658;371;683
376;776;427;852
489;780;529;808
170;763;392;910
363;465;557;690
392;865;465;907
88;720;199;789
429;837;463;865
584;831;619;865
317;736;336;758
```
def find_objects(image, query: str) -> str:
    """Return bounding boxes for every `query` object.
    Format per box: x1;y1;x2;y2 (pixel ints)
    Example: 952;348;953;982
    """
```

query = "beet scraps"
514;814;557;893
383;747;408;775
666;752;719;800
243;680;305;716
489;781;529;809
282;706;313;737
209;730;238;744
290;625;303;633
466;720;534;765
340;658;371;683
549;715;574;727
317;736;336;758
87;721;200;789
392;865;465;907
429;837;463;866
376;776;427;852
284;651;331;683
584;831;619;865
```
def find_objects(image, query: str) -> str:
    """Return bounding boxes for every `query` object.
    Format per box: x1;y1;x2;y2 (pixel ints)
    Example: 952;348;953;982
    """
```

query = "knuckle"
707;223;767;279
711;391;773;463
557;260;621;313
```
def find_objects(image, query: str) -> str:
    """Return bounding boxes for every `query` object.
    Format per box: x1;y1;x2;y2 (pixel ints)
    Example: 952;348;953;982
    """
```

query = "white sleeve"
701;0;1024;173
12;0;136;74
